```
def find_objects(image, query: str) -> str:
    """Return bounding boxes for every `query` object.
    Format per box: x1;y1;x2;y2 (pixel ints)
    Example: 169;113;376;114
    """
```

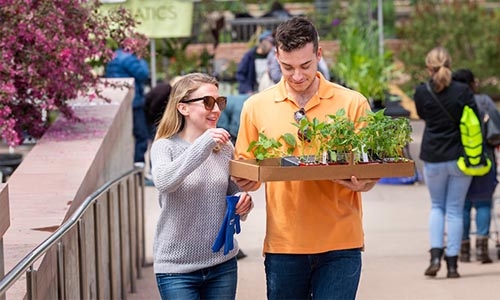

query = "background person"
235;30;274;95
261;1;293;19
105;41;150;165
414;47;479;278
232;17;377;300
143;79;172;186
144;79;172;138
453;68;499;264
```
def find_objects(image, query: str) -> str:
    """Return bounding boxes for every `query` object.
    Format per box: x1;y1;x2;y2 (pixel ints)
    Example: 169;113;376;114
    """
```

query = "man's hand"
231;176;261;192
333;176;379;192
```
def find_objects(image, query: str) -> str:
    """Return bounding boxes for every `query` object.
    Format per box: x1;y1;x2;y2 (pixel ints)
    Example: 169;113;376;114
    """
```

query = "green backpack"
425;82;491;176
456;105;491;176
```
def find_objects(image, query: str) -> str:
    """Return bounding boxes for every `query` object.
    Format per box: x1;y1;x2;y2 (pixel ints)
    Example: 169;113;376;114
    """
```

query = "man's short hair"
274;16;318;53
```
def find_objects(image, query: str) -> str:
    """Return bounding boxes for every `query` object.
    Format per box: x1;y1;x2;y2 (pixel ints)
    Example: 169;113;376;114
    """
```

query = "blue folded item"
212;195;241;255
378;170;421;185
378;176;416;185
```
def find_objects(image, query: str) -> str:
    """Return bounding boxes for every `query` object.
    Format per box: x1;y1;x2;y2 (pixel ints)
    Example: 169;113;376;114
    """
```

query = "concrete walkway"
129;120;500;300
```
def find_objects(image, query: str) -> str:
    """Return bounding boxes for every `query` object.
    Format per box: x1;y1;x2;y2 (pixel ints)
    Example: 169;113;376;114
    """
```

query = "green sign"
100;0;193;38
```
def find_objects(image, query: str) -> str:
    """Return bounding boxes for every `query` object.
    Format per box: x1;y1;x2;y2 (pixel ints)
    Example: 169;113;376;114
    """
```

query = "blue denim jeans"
463;198;492;239
423;160;472;256
155;258;237;300
264;249;362;300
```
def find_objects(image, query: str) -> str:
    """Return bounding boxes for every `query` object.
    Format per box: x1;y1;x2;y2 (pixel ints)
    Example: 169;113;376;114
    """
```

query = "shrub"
397;1;500;96
332;1;397;104
0;0;147;146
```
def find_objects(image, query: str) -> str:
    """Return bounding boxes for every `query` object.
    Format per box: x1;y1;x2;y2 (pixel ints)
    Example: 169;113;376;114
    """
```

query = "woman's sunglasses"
181;96;227;111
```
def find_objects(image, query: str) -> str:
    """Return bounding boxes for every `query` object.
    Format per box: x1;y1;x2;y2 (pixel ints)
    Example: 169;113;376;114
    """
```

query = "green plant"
292;116;325;162
292;109;362;164
249;108;412;164
157;38;198;79
358;109;412;161
325;109;362;163
333;1;397;104
397;1;500;96
247;132;296;162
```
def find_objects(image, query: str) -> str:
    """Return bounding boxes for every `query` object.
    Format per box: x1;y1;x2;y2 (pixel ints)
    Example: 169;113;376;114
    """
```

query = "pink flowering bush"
0;0;148;146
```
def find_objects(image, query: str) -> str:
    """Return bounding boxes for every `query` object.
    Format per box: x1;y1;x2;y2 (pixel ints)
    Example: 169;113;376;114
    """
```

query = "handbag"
486;114;500;146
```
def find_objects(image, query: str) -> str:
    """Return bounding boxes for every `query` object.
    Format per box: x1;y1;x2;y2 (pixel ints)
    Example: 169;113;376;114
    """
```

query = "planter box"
230;158;415;182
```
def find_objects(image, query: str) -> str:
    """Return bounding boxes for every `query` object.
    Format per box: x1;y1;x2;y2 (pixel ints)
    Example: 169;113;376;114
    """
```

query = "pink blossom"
0;0;148;146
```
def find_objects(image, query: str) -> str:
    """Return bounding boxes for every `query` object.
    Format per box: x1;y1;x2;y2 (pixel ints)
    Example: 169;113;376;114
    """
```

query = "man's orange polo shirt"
235;73;371;254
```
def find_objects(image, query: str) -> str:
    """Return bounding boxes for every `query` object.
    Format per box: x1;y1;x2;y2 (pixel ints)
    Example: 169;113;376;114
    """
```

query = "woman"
414;47;478;278
150;73;253;299
453;68;498;264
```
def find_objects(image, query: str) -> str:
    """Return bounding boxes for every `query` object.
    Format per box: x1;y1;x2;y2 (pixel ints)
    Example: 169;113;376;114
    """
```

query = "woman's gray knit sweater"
150;131;240;274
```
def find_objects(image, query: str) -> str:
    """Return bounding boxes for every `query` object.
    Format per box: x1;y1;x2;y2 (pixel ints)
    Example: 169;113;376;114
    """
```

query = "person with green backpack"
414;47;481;279
453;68;499;264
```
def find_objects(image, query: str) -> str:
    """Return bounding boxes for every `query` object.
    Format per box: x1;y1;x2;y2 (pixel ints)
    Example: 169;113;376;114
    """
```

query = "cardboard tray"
230;158;416;182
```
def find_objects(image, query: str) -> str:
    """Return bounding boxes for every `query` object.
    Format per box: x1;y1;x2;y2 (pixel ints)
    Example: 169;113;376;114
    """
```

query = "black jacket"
144;82;172;127
414;80;477;162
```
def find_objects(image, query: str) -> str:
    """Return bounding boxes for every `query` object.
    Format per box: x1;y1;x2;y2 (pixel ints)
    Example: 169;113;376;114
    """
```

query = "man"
235;30;274;95
105;42;150;165
232;17;378;300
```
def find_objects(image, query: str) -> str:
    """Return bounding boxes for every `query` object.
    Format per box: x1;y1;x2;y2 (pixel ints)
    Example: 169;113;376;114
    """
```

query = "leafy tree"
397;1;500;96
0;0;147;146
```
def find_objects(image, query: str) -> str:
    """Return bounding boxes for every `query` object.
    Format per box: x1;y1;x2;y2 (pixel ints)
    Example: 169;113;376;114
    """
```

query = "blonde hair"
154;73;219;140
425;46;452;93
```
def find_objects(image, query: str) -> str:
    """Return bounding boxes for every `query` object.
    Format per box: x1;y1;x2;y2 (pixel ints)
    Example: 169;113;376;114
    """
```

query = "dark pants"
133;106;149;163
264;249;362;300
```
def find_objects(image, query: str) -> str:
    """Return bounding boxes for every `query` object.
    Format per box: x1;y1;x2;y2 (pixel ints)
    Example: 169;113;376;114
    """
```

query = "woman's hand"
208;128;230;145
333;176;379;192
236;192;254;220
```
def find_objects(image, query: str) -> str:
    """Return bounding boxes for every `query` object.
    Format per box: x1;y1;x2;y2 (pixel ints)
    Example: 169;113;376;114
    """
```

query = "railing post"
127;178;137;293
57;242;65;299
136;172;145;275
78;219;88;299
118;181;127;298
26;266;37;300
0;183;9;300
0;239;4;300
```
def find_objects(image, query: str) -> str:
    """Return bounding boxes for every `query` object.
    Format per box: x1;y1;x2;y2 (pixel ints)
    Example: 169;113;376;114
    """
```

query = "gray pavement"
129;120;500;300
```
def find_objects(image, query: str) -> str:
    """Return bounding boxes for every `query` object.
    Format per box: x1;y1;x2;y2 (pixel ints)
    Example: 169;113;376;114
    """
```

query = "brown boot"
476;236;493;264
445;256;460;278
460;240;471;262
424;248;444;277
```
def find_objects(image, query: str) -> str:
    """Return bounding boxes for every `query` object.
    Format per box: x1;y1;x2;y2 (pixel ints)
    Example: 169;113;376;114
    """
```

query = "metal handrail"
0;167;143;297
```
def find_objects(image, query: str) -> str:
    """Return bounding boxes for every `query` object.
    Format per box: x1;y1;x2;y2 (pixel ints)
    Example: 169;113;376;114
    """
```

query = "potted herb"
358;109;412;162
248;108;412;165
324;109;362;164
247;132;296;162
292;116;327;164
